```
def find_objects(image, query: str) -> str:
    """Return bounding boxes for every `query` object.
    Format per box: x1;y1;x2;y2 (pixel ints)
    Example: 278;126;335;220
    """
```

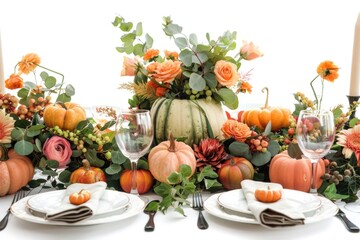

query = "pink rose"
121;56;139;76
43;136;72;168
240;41;263;60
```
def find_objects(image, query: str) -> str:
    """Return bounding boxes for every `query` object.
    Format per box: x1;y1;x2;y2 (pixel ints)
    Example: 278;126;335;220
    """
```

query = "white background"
0;0;360;115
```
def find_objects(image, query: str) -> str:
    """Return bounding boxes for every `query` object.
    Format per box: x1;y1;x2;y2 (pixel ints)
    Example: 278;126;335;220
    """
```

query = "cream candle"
0;31;5;94
350;13;360;96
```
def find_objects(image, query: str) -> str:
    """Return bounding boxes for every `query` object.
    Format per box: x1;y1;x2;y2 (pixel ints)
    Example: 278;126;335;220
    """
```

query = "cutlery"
336;208;360;233
192;191;209;230
0;190;26;231
143;200;159;232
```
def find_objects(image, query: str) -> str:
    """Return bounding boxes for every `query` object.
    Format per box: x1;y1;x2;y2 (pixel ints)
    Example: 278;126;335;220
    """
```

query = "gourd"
255;186;282;203
148;134;196;183
218;157;255;190
43;102;87;131
70;159;107;183
69;189;91;205
269;143;325;192
120;169;154;194
0;146;34;196
150;98;226;146
240;87;291;131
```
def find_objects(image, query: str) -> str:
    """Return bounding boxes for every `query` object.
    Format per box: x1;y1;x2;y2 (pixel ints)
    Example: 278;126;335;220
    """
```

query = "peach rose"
5;74;24;90
143;49;160;61
43;136;72;168
121;56;139;76
221;120;252;142
150;60;182;83
240;41;263;60
214;60;239;88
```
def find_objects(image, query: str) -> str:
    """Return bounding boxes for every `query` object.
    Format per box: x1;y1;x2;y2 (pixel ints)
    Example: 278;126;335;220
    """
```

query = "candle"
0;31;5;94
350;13;360;96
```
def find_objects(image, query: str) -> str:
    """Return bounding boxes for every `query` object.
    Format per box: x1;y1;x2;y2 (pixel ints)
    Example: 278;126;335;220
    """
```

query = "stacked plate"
11;190;145;226
203;189;339;225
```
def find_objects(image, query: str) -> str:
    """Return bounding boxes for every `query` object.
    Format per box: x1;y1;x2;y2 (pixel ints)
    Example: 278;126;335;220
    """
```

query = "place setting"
10;182;145;226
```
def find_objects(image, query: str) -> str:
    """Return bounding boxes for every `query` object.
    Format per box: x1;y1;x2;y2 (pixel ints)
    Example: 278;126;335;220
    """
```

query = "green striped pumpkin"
150;98;226;147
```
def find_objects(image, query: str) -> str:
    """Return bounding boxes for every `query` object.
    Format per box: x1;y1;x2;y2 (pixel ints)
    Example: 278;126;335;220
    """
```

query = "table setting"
1;11;360;240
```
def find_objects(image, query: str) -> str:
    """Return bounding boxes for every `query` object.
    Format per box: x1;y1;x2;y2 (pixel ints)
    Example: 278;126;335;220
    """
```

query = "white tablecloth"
1;189;360;240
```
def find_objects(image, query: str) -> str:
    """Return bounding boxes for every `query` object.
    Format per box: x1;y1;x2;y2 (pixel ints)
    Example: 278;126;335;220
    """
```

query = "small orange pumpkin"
269;143;325;192
70;159;107;184
69;189;91;205
0;146;34;196
255;186;282;203
240;87;291;131
218;157;255;190
43;102;87;131
120;169;154;194
148;133;196;183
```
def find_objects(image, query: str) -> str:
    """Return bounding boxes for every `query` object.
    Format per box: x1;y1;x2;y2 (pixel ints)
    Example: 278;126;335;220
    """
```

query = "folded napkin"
45;181;107;223
240;179;305;228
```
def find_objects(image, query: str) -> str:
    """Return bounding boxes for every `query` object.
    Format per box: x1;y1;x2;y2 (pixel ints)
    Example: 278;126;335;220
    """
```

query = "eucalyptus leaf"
179;49;192;67
175;37;188;49
56;93;71;103
65;84;75;96
203;72;217;89
11;128;25;141
251;151;272;166
84;149;105;167
46;160;60;168
268;140;280;156
135;22;142;36
44;76;56;88
217;88;239;110
17;88;29;98
189;33;198;46
189;73;206;91
105;163;122;175
14;140;34;155
40;71;49;81
111;150;127;164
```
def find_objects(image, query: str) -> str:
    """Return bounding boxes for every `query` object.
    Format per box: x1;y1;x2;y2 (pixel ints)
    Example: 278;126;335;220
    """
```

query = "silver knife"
336;208;360;233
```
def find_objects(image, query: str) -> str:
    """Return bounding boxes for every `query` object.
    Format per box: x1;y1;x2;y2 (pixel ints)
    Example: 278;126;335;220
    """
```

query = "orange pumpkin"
269;145;325;192
255;186;282;203
218;157;255;190
69;189;91;205
120;169;154;194
43;102;87;131
240;87;291;131
70;159;107;183
148;134;196;183
0;147;34;196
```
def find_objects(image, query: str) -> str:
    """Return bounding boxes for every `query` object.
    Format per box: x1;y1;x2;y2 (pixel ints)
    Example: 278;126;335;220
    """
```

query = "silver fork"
0;189;26;231
192;191;209;230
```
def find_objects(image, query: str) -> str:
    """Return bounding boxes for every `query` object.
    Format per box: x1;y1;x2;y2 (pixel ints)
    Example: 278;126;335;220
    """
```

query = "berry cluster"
295;92;315;109
323;161;353;185
17;96;52;120
183;81;213;102
246;134;270;153
0;93;19;114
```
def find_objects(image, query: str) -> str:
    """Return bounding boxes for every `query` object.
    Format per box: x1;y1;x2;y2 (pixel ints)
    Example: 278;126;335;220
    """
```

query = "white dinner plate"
11;193;145;226
204;193;338;225
26;189;130;216
217;189;322;217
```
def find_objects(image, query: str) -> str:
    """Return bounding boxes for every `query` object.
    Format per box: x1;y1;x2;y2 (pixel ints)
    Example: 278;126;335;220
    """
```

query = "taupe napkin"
240;180;305;228
45;182;107;223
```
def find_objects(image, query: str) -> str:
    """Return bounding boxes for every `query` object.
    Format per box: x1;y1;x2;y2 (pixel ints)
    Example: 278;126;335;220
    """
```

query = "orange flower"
164;50;179;60
214;60;239;88
316;61;339;82
238;81;252;94
221;119;252;142
146;80;169;97
17;53;41;74
5;74;24;90
149;60;182;83
143;49;160;61
146;62;160;74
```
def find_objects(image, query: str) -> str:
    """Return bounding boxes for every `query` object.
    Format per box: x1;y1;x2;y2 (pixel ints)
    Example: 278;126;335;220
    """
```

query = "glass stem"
130;160;138;195
310;161;318;194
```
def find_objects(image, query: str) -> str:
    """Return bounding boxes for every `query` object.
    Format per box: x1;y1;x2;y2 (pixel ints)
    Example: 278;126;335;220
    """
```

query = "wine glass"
114;109;153;196
296;108;336;194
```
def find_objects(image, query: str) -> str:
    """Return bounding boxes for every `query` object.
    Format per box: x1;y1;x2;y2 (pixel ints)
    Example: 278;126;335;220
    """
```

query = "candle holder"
344;95;360;129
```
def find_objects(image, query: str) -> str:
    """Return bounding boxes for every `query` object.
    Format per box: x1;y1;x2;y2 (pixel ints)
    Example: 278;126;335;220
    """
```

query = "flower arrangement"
113;16;263;110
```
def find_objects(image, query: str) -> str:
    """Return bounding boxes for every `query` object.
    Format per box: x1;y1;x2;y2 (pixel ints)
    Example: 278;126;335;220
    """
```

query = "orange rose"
240;41;263;61
143;49;160;61
221;119;251;142
146;62;160;74
5;74;24;90
17;53;41;74
164;50;179;60
121;56;139;76
150;60;182;83
214;60;239;88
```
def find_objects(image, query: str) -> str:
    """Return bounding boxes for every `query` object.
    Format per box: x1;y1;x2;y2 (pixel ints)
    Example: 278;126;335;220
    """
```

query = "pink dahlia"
336;124;360;166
